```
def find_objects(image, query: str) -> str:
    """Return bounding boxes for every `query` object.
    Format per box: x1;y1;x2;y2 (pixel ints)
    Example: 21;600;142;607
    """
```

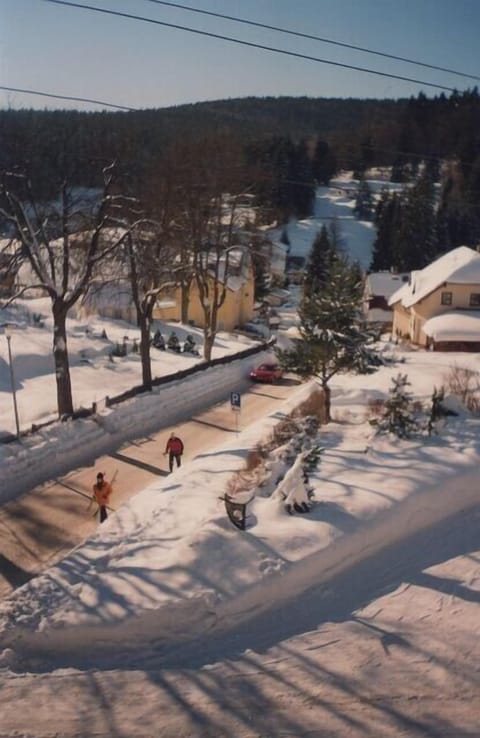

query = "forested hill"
160;96;405;138
0;91;478;200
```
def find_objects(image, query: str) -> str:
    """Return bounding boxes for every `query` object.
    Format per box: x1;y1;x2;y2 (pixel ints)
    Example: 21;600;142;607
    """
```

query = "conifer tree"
393;173;438;270
354;177;374;221
370;192;401;271
278;252;377;421
312;139;337;185
303;226;334;295
373;373;418;438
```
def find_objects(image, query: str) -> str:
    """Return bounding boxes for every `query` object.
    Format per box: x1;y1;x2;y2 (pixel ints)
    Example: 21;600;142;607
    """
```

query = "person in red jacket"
164;431;184;472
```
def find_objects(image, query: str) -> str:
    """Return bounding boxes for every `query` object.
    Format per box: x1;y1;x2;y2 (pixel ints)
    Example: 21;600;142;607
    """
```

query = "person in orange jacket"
164;431;184;472
92;472;113;523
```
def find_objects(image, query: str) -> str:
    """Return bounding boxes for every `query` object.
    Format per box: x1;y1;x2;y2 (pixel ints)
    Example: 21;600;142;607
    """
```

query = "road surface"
0;379;299;598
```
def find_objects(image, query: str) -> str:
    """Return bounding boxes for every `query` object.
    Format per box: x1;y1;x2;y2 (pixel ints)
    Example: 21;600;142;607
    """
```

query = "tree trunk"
180;281;190;324
52;301;73;417
139;316;153;390
323;381;331;423
203;329;215;361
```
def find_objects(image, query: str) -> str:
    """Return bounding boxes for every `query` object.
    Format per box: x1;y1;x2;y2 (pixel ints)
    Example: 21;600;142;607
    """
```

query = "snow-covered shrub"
443;364;480;415
224;412;322;518
365;396;386;421
426;385;456;435
370;373;419;439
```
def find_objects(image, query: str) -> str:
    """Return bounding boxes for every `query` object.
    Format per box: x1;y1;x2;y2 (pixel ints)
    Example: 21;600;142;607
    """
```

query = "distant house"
81;246;255;333
388;246;480;350
363;271;409;330
153;247;254;332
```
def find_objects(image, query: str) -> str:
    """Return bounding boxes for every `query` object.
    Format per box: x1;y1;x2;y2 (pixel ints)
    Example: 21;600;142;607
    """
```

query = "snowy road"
0;378;299;598
0;505;478;737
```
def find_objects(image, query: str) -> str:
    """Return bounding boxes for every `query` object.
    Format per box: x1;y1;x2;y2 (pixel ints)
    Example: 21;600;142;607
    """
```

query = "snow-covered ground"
1;343;480;668
1;178;479;735
0;298;259;436
268;173;391;270
0;175;393;437
0;340;479;737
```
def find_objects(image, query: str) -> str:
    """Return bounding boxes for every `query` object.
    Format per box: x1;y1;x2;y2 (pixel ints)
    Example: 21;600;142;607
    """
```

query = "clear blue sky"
1;0;479;111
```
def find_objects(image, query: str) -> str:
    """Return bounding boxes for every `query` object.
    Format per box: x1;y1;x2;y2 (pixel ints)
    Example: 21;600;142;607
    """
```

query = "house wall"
393;282;480;346
154;274;254;331
392;303;411;340
82;272;254;332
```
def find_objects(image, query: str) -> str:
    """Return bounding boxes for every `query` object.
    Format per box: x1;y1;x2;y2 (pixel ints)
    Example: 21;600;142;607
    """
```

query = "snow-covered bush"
225;413;322;520
370;373;419;439
443;364;480;415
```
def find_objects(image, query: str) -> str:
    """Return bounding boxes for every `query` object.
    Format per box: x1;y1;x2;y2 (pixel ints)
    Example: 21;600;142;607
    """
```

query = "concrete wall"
0;349;273;503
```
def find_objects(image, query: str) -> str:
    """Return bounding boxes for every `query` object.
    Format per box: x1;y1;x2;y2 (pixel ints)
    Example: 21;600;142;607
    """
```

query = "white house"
388;246;480;350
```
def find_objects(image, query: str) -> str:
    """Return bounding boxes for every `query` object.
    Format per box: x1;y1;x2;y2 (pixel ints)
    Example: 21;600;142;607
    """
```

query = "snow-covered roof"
423;310;480;341
389;246;480;308
365;271;409;298
367;308;394;324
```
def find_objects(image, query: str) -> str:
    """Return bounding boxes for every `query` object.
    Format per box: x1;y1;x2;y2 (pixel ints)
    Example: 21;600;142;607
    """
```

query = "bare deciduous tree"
0;164;129;417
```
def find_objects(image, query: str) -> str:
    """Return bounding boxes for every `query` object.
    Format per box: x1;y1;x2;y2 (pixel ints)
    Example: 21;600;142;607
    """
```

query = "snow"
0;297;260;436
365;270;409;298
423;310;480;341
1;180;480;733
1;342;480;670
269;179;378;271
389;245;480;308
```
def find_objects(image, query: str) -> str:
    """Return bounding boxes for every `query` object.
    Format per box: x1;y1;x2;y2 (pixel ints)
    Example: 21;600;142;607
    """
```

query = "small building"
363;271;409;330
81;245;254;333
153;247;254;332
389;246;480;349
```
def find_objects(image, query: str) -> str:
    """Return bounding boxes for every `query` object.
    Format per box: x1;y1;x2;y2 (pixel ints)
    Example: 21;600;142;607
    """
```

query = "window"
441;291;452;305
470;293;480;307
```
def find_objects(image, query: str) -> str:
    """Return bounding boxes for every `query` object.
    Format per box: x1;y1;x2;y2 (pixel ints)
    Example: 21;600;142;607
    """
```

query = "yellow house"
389;246;480;350
153;250;255;331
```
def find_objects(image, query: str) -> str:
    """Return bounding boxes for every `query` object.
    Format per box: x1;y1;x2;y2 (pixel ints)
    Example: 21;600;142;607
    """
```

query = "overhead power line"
42;0;461;94
0;85;136;111
141;0;480;83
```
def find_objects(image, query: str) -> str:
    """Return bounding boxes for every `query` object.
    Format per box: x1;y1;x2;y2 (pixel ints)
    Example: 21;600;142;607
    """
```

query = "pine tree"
303;226;334;295
354;177;374;221
370;192;401;271
393;173;438;270
287;138;315;218
312;139;337;185
373;373;418;438
277;253;378;421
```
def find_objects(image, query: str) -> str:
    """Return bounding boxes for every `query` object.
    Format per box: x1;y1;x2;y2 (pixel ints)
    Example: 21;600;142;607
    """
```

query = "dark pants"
99;505;108;523
169;453;182;472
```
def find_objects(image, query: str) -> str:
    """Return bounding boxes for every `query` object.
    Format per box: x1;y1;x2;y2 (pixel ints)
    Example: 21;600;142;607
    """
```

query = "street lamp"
3;324;20;438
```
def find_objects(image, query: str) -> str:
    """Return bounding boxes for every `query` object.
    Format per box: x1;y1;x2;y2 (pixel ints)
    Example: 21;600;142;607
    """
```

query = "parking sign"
230;392;241;410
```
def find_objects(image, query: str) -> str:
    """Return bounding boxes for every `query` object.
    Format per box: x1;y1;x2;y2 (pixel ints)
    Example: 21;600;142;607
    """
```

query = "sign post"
230;391;241;433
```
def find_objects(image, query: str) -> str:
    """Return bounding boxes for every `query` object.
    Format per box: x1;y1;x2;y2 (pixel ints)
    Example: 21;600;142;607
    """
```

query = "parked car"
249;362;284;383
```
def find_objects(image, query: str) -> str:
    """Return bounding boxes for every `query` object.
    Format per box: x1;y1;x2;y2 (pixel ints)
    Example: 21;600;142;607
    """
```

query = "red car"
250;362;284;383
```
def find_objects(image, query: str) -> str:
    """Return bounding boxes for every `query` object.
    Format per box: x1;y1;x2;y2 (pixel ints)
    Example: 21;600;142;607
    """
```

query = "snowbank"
1;377;480;666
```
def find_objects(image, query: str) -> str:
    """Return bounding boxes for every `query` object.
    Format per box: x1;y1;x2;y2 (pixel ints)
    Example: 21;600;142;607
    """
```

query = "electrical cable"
41;0;461;94
0;85;136;111
140;0;480;83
